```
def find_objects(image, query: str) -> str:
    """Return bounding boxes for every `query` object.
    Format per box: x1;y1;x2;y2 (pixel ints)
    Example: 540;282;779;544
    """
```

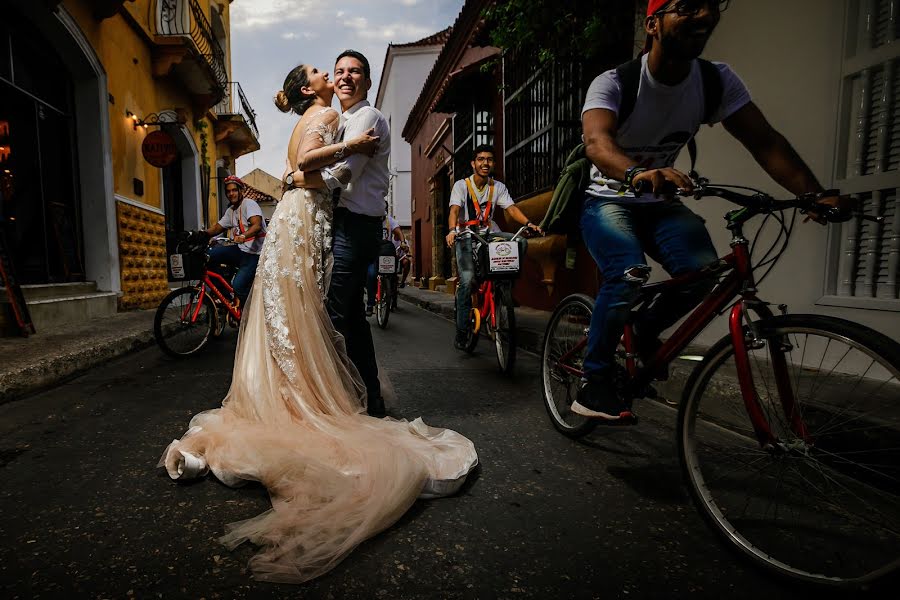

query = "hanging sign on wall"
141;130;177;168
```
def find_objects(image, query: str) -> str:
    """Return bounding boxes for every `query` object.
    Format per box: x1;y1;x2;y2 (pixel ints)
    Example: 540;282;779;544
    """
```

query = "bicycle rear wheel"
376;276;392;329
493;282;517;374
678;314;900;588
153;286;217;358
541;294;598;438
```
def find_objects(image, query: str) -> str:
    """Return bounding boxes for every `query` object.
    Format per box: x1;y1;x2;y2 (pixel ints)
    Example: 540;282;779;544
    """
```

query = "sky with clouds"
230;0;466;179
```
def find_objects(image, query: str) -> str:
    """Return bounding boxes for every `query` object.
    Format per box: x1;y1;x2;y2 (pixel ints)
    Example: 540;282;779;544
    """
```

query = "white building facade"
660;0;900;344
375;31;449;228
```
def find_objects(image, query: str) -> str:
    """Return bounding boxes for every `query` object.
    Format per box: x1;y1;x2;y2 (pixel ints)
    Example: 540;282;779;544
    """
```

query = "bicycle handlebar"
632;178;879;225
455;224;537;246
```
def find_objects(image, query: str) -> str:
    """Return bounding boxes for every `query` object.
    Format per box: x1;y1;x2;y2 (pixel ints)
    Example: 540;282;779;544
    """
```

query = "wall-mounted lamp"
125;110;146;130
126;109;185;131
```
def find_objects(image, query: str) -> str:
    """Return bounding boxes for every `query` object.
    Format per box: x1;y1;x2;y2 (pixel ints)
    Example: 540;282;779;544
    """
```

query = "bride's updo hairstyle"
274;64;314;115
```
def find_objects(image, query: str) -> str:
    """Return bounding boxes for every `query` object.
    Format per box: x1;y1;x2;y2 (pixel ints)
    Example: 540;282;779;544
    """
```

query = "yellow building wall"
61;0;237;308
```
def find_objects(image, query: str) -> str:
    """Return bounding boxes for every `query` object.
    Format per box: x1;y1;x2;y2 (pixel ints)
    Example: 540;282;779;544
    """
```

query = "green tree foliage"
482;0;641;64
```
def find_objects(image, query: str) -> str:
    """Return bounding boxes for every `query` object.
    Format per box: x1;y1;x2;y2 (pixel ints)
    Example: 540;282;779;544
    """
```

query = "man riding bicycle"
198;175;266;308
366;205;405;317
445;144;542;350
574;0;851;422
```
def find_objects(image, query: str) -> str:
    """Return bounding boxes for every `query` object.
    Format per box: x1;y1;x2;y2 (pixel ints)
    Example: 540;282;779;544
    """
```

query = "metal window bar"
213;82;259;139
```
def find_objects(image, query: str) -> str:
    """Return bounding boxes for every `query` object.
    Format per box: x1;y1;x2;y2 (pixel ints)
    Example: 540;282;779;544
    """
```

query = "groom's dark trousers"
327;207;384;412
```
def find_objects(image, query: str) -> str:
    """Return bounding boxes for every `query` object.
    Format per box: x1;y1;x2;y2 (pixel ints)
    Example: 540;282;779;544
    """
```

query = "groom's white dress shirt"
321;100;390;218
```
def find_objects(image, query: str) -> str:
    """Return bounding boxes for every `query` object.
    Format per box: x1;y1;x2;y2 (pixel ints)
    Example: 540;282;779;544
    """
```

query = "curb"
0;328;159;405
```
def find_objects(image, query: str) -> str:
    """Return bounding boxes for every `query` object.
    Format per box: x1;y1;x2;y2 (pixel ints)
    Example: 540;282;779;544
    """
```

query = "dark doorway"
414;218;422;280
437;168;452;279
0;12;82;284
161;138;185;272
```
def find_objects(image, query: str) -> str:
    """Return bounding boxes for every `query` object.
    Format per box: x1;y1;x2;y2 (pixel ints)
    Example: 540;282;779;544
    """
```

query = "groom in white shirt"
320;50;391;417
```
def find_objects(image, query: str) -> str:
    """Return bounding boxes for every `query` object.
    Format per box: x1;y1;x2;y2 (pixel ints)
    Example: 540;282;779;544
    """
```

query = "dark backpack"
540;57;723;237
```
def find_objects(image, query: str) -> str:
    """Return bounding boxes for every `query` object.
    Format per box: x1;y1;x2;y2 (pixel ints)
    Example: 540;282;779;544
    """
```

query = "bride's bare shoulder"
309;107;339;127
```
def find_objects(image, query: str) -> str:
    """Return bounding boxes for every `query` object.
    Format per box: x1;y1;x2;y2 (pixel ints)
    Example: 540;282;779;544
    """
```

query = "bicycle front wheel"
493;283;517;374
678;314;900;589
376;276;392;329
153;286;217;358
541;294;598;438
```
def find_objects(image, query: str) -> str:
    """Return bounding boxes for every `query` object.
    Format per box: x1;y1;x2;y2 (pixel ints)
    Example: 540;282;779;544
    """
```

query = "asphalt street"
0;300;855;599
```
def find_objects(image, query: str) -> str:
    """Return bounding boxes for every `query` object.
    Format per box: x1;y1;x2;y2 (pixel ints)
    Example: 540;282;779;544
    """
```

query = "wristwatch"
334;142;348;160
284;173;294;188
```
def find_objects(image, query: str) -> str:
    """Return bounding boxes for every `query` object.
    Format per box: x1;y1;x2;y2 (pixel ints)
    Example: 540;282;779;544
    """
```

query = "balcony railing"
214;82;260;139
152;0;227;94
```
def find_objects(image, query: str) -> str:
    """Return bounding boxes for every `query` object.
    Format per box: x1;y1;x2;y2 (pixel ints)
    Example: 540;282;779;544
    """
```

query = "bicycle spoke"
681;317;900;584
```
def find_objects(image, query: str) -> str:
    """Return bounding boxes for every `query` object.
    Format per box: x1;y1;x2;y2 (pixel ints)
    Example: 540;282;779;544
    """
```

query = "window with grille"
825;0;900;309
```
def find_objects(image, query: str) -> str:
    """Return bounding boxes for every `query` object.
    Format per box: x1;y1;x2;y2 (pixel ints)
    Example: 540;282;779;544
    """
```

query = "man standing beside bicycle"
445;145;542;350
198;175;266;309
574;0;849;422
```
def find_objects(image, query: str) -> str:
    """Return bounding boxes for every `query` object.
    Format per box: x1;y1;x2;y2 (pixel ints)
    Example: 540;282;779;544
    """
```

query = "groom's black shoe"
367;396;386;418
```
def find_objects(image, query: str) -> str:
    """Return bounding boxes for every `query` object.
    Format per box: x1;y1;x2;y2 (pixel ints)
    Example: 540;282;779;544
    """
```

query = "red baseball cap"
647;0;670;15
223;175;244;187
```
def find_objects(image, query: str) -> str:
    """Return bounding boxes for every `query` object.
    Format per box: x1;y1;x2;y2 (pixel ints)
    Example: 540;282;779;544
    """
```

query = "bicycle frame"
554;225;803;448
471;279;497;334
179;269;241;325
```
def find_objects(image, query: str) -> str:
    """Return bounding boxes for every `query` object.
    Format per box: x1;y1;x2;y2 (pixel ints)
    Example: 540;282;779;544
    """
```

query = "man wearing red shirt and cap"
573;0;850;421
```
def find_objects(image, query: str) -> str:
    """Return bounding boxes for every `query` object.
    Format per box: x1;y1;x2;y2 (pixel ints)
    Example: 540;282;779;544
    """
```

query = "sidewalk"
0;309;159;404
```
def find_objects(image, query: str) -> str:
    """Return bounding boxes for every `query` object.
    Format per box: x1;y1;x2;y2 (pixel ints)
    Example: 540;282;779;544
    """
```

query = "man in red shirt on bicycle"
574;0;849;422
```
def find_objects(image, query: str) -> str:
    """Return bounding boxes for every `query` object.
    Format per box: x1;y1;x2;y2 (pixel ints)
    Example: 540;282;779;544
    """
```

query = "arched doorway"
0;10;82;284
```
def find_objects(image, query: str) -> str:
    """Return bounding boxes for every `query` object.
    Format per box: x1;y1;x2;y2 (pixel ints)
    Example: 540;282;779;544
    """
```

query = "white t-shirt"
382;215;401;248
217;199;266;254
449;177;514;233
582;54;751;202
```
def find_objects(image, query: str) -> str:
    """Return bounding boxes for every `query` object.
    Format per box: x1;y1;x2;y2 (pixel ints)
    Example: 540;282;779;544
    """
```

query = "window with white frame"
826;0;900;310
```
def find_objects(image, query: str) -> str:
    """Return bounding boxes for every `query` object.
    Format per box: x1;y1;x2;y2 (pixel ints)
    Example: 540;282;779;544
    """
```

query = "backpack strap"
686;58;724;176
614;57;643;127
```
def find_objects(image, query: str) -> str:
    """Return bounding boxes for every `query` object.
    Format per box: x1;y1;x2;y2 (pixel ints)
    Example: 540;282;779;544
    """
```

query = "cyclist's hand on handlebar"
804;193;856;225
445;230;458;247
631;168;693;198
525;222;544;237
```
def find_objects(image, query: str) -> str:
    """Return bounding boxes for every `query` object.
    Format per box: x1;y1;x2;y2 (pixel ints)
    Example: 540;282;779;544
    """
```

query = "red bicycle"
541;181;900;589
457;225;530;373
154;233;242;357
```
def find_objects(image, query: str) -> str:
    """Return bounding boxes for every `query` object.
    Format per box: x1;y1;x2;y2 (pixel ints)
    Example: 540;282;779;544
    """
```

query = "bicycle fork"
729;301;811;449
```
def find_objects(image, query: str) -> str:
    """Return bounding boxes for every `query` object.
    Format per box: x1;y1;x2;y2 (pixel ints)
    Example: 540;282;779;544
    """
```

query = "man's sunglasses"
655;0;730;17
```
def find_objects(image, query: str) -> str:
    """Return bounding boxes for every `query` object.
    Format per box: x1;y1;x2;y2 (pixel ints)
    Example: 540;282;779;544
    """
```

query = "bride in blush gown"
158;63;477;584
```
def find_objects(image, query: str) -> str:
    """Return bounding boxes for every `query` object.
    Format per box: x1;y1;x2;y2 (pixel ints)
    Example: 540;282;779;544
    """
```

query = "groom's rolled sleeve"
321;108;385;191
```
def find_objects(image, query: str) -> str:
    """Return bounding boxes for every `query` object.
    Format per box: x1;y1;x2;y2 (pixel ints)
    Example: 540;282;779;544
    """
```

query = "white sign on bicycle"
488;241;520;273
169;253;185;279
378;255;396;274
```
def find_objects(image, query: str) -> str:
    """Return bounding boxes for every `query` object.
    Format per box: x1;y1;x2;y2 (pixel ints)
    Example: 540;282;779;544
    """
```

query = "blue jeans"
580;197;718;378
366;262;378;309
454;231;524;332
207;244;259;305
326;208;382;401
